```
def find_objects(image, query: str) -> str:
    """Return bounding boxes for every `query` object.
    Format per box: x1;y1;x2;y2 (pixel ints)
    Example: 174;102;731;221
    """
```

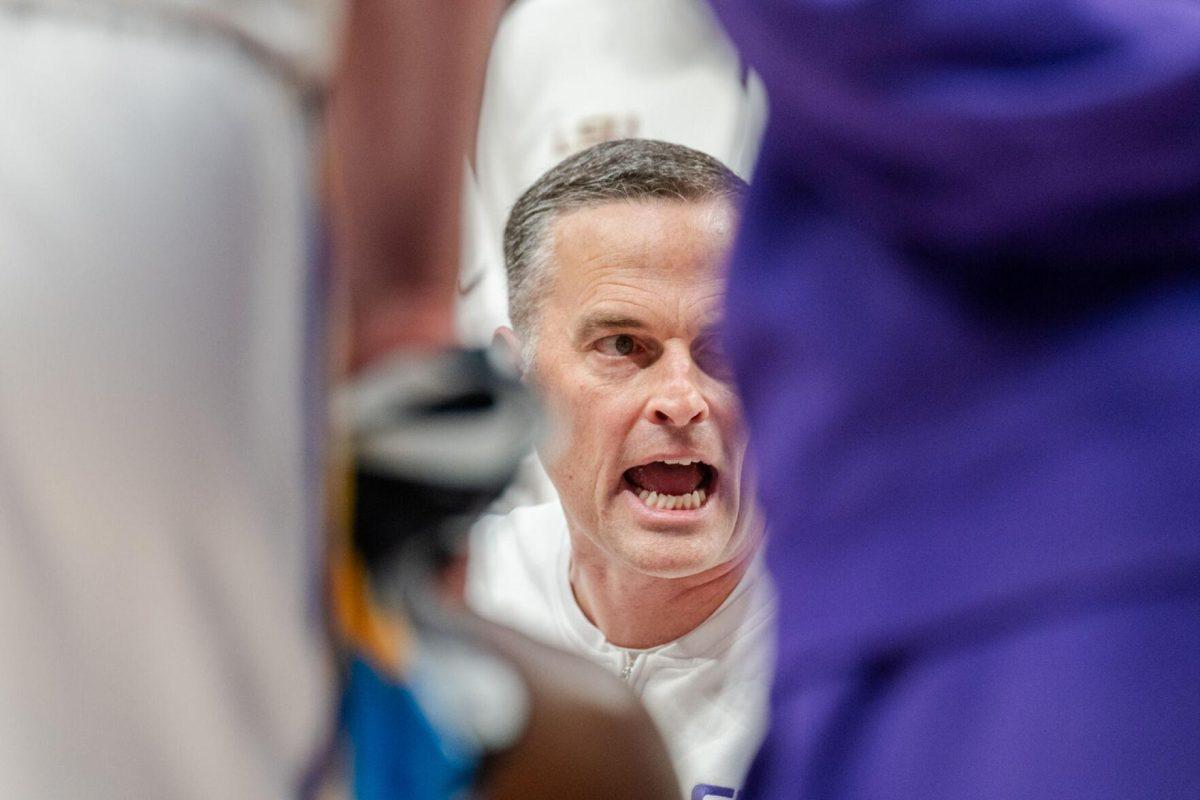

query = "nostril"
649;397;707;426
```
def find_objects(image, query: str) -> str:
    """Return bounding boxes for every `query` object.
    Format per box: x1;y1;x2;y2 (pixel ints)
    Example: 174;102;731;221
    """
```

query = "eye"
692;333;734;382
595;333;643;358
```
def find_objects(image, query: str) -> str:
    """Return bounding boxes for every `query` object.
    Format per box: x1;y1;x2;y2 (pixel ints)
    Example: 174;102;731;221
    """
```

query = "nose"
645;344;709;427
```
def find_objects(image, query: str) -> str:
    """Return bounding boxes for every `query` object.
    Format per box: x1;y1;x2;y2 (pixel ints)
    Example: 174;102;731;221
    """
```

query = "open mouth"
621;458;717;511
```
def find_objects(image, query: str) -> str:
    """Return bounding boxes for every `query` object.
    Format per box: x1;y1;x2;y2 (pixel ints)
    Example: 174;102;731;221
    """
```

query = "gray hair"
502;138;748;343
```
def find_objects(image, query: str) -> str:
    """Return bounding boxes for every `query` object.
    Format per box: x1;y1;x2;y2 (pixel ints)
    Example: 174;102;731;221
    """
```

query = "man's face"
525;197;757;579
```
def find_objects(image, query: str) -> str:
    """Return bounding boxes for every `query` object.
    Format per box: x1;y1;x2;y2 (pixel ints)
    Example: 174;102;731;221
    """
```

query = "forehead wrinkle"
543;200;733;340
576;271;704;324
575;269;671;305
572;280;725;342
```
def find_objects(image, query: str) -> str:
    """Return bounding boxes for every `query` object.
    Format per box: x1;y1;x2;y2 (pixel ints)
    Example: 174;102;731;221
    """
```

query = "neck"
567;542;754;650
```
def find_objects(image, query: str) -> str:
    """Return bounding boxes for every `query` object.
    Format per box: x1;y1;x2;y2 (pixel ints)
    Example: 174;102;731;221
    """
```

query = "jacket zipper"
620;650;637;683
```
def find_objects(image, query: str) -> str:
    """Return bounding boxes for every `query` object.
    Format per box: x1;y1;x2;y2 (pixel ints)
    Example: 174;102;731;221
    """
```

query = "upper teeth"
662;458;698;466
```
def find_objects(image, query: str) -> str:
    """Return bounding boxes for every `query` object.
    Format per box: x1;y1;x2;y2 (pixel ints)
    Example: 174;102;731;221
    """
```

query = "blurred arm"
472;618;681;800
329;0;505;372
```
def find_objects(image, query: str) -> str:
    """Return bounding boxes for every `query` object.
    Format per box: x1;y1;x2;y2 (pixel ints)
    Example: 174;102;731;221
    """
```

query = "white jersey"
0;8;334;798
466;503;776;799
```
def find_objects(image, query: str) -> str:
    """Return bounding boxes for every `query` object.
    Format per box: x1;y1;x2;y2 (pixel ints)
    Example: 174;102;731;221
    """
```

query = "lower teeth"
636;488;706;510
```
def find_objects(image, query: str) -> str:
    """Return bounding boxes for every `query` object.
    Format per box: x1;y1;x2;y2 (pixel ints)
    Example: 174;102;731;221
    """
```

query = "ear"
492;326;526;378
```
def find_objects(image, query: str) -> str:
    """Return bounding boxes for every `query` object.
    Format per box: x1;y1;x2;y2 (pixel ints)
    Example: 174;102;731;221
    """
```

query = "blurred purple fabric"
710;1;1200;797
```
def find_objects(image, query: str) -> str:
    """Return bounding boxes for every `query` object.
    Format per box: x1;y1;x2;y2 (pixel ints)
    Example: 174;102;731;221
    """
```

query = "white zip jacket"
466;502;776;799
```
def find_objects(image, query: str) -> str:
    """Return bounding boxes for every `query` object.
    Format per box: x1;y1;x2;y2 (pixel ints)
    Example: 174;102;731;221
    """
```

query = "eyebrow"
573;313;648;344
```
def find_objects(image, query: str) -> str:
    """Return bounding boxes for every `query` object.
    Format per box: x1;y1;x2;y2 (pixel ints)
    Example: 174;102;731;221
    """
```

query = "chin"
615;528;730;580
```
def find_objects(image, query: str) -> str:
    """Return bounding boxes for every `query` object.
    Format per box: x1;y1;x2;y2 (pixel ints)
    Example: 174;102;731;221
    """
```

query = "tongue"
626;462;703;496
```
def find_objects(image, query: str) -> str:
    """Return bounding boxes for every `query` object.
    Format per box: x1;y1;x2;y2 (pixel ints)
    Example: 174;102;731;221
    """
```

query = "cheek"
711;390;749;445
529;366;578;446
533;358;646;470
537;386;605;478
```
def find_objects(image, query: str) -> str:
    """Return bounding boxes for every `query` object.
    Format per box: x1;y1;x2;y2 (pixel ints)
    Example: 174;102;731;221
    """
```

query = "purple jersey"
710;1;1200;797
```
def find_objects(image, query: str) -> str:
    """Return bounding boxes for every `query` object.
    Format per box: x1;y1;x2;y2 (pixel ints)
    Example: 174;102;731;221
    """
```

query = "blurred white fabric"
0;11;333;798
458;0;768;512
2;0;344;86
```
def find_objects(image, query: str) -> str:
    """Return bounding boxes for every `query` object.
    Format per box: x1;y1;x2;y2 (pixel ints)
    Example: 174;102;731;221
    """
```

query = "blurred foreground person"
467;139;775;799
0;0;677;797
0;1;347;794
709;1;1200;798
